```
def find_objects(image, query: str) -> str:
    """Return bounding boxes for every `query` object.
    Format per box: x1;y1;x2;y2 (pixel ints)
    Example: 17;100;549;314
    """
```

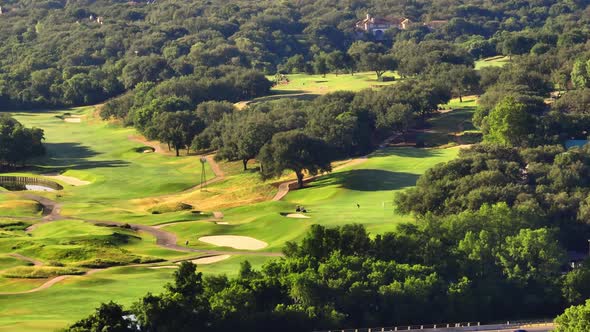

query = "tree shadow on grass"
314;169;419;191
370;147;446;159
31;142;129;170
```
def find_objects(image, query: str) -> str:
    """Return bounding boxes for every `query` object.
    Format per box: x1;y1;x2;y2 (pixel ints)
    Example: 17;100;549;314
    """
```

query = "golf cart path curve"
9;253;44;266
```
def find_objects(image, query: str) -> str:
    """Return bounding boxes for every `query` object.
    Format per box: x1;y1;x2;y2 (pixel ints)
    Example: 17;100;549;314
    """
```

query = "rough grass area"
0;199;42;217
3;266;85;279
135;159;278;214
148;202;193;214
0;255;33;270
1;221;163;269
0;220;32;232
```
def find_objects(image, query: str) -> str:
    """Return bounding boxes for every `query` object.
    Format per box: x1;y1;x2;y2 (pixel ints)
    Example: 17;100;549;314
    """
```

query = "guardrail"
313;319;554;332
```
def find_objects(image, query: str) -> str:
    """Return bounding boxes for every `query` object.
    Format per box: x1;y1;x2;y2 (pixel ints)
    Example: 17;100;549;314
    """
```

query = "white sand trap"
199;235;267;250
142;150;153;154
286;213;310;219
216;221;229;225
43;173;91;186
189;255;231;265
64;117;82;123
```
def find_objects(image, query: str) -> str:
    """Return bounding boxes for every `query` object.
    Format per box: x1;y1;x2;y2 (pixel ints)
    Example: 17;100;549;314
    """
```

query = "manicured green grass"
271;71;399;94
0;256;274;332
163;146;459;252
235;71;400;108
0;266;174;332
475;55;510;70
6;106;212;223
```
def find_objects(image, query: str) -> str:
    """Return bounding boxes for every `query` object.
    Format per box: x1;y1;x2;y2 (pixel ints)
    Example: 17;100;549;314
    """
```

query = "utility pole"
200;157;207;192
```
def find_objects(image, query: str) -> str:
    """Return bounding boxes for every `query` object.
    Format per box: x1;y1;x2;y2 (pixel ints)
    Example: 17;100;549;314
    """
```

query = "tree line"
1;0;589;108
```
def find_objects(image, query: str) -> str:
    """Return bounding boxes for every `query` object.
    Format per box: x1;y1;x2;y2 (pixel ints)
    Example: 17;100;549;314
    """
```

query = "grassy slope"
474;55;510;70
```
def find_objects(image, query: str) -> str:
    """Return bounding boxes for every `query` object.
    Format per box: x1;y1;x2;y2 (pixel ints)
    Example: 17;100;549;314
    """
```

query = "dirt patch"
43;173;90;186
198;235;267;250
285;213;310;219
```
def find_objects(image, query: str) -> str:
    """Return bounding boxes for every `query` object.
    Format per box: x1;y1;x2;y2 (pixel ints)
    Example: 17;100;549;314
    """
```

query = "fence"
0;176;63;191
313;319;555;332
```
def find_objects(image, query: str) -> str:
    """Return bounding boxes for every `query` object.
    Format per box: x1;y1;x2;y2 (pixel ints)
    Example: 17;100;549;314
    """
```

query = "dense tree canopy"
0;114;45;168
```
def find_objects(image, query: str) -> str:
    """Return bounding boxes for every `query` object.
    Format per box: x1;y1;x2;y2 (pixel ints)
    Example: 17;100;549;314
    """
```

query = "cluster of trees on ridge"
1;0;590;108
103;76;453;186
0;114;45;169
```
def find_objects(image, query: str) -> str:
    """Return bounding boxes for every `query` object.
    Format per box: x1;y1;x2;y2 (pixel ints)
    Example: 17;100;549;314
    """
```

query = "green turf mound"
3;266;85;279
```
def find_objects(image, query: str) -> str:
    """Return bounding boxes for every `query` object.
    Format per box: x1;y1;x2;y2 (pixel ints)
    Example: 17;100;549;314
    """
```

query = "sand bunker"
190;255;231;265
198;235;267;250
216;221;229;225
149;255;231;269
43;173;90;186
64;117;82;123
285;213;310;219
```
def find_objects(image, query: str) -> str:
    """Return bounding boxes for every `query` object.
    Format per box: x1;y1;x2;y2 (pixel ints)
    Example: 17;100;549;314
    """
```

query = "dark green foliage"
71;214;573;330
259;131;334;188
0;114;45;168
556;300;590;332
67;302;134;332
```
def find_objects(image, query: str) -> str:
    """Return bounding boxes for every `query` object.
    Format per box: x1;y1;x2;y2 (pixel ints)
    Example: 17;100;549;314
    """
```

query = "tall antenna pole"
200;157;207;191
